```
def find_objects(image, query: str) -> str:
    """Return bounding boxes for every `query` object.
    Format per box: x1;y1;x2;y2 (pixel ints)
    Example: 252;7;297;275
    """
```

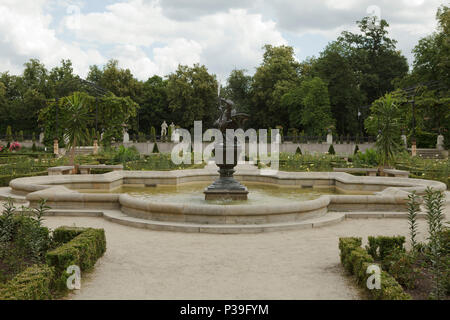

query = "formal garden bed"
339;188;449;300
278;150;449;187
0;144;447;188
0;199;106;300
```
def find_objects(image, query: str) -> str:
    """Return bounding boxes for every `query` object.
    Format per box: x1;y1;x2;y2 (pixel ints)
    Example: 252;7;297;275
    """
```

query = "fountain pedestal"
204;142;248;201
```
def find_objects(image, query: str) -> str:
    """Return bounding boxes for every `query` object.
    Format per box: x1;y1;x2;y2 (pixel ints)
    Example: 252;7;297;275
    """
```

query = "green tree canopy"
223;69;252;114
251;45;301;129
136;75;170;134
281;77;334;136
312;42;365;135
167;64;218;129
337;16;409;106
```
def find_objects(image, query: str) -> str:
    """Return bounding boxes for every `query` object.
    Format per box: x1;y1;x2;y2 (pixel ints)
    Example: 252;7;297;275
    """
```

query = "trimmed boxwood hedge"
0;227;106;300
0;264;54;300
52;226;87;245
46;227;106;295
366;236;405;261
339;237;411;300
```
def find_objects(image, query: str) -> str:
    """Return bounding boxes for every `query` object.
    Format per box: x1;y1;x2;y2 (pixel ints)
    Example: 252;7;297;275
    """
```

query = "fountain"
204;98;250;201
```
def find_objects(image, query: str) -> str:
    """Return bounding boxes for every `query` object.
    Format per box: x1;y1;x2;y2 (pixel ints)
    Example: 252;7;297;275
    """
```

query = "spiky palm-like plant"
365;93;402;167
60;92;93;166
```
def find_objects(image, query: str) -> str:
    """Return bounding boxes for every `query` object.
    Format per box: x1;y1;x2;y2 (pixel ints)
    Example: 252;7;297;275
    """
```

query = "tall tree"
337;16;409;106
167;64;218;129
137;75;171;134
313;42;364;135
251;45;301;130
398;6;450;147
412;6;450;86
223;69;252;114
298;77;334;136
48;59;80;99
87;59;142;101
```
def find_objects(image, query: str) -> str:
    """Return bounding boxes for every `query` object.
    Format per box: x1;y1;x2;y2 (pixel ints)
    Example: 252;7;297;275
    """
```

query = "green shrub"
383;250;418;289
5;126;12;143
0;264;54;300
0;170;48;187
442;228;450;294
339;237;362;267
112;146;140;164
366;236;405;261
46;228;106;294
52;227;86;245
354;145;359;154
168;126;173;142
328;144;335;155
348;247;374;277
371;270;411;300
138;132;147;143
339;237;411;300
0;200;52;279
353;148;378;167
150;126;157;142
295;146;302;155
152;143;160;153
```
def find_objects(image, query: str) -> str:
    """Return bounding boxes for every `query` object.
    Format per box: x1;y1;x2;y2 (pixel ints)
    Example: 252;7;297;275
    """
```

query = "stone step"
343;211;429;219
45;209;103;217
101;210;346;234
37;208;346;233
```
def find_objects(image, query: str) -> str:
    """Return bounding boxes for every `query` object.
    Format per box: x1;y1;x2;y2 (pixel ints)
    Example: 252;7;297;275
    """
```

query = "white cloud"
0;0;105;77
68;0;285;79
0;0;444;80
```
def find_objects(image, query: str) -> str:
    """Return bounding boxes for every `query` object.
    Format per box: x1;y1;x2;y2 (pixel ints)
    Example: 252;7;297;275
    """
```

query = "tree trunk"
71;136;77;174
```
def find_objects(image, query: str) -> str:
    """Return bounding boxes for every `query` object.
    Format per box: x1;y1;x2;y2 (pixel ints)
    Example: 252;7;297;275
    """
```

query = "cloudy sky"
0;0;445;81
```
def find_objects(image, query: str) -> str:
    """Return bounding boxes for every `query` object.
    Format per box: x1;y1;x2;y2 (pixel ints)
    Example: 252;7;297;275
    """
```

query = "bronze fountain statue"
204;98;249;201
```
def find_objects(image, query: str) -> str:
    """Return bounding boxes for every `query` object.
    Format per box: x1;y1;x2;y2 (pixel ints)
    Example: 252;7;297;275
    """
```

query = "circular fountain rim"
9;168;447;233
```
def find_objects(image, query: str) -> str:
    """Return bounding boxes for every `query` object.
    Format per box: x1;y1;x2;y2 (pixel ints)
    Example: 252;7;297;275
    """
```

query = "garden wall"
121;142;376;156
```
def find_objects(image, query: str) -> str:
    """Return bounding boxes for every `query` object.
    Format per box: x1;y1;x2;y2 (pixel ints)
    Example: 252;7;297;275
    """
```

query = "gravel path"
40;193;449;300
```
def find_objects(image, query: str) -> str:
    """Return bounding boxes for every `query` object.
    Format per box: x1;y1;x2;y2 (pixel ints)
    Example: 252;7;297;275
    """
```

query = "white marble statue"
161;121;168;138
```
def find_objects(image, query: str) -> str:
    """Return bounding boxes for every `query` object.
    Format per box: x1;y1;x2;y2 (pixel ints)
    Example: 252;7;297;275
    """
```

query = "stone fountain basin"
9;168;446;230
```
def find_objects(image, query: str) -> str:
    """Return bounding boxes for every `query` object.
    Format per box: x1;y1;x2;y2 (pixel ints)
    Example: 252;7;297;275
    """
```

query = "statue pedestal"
204;143;248;201
53;139;59;156
437;135;444;151
93;139;98;155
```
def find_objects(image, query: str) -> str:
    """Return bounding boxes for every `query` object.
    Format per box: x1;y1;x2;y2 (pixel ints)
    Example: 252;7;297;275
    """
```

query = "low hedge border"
0;227;106;300
0;265;54;300
0;170;48;187
46;227;106;295
339;237;411;300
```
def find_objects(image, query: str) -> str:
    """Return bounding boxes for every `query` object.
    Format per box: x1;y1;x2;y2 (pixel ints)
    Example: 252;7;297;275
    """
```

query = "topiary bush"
328;144;335;155
152;143;160;154
150;127;157;142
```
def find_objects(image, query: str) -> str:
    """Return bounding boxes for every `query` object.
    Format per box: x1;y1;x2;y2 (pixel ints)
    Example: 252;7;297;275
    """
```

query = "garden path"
38;192;449;300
